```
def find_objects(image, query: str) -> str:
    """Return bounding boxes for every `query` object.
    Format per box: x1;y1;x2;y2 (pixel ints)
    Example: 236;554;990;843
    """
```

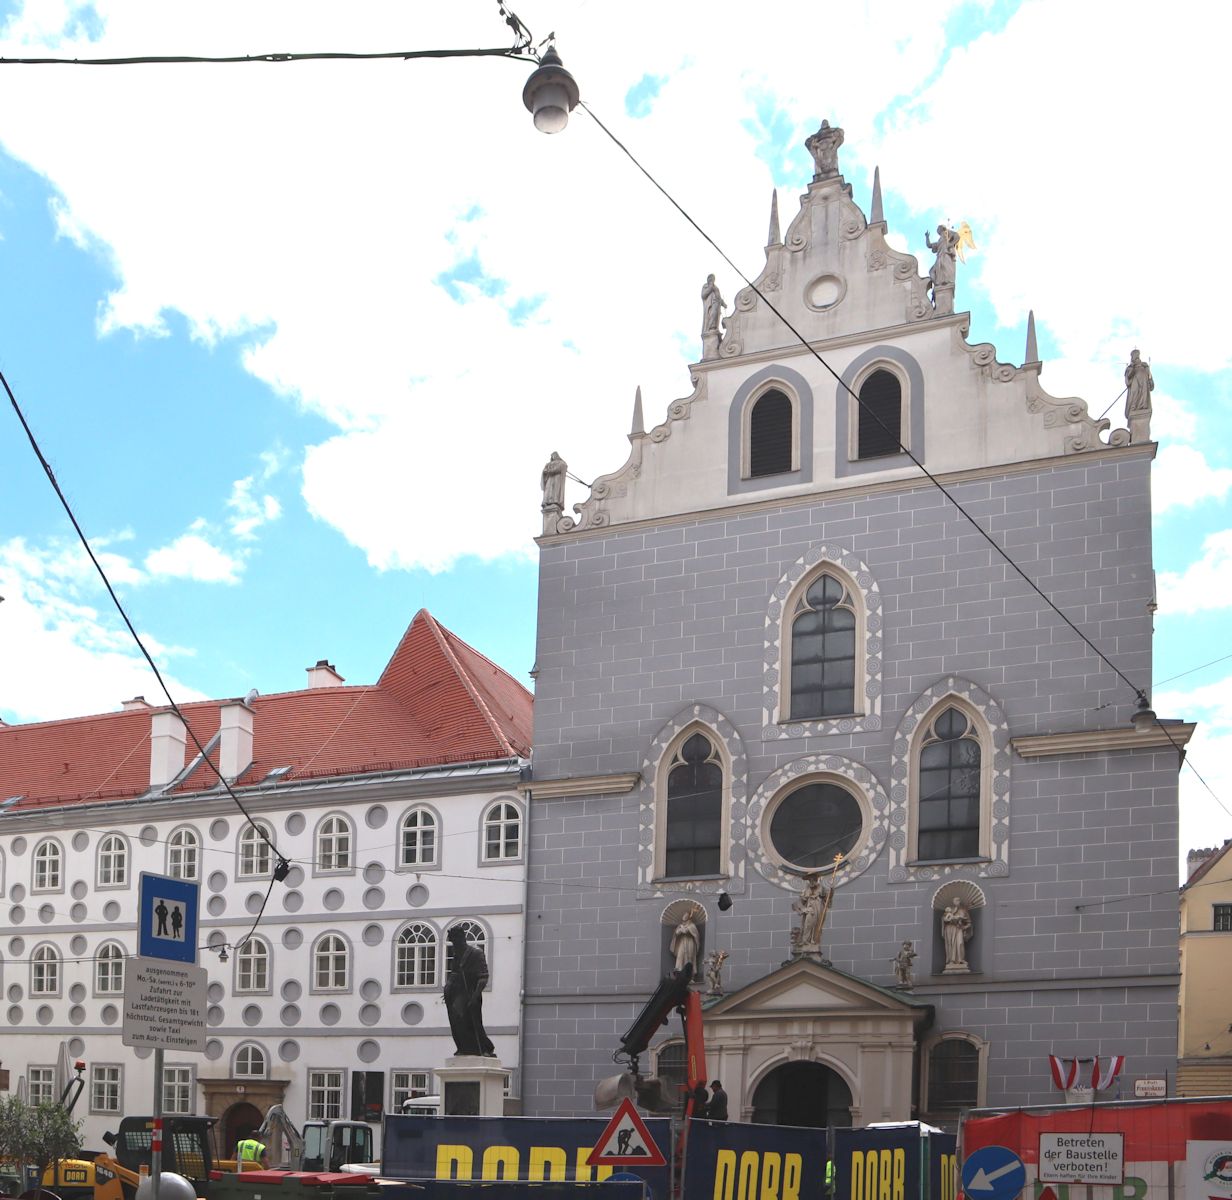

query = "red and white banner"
1049;1055;1079;1091
1092;1055;1126;1092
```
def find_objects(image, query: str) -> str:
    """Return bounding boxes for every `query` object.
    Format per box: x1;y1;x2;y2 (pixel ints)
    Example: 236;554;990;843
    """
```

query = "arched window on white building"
316;815;353;873
399;808;438;868
395;923;438;988
312;933;349;992
31;943;61;996
235;937;271;994
233;1043;268;1079
95;942;125;995
238;822;273;879
482;801;522;861
167;827;200;881
97;834;129;888
32;839;63;892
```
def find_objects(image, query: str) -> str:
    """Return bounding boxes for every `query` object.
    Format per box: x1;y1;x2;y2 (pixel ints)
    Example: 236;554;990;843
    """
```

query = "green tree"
0;1096;83;1183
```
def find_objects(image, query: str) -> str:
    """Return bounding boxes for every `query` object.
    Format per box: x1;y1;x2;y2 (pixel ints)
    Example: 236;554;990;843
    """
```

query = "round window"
768;782;863;870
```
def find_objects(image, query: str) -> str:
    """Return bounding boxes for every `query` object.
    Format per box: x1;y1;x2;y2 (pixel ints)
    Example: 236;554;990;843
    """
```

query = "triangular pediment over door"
700;958;933;1126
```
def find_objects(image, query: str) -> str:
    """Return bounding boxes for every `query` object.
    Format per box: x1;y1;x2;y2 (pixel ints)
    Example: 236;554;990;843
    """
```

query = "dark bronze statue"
444;926;496;1057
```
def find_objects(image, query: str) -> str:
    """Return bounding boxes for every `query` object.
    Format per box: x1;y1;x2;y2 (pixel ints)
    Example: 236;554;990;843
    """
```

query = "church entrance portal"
751;1062;853;1128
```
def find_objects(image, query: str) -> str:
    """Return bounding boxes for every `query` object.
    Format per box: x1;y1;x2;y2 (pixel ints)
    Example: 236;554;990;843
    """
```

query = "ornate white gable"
543;120;1144;537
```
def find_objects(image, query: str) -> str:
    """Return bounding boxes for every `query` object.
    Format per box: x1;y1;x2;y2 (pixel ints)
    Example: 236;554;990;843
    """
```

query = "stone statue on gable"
1124;349;1154;443
700;274;726;360
540;451;567;533
805;119;844;181
924;223;976;316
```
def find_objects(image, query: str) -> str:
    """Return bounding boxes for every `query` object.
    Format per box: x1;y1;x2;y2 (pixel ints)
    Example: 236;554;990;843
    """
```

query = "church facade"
523;123;1187;1125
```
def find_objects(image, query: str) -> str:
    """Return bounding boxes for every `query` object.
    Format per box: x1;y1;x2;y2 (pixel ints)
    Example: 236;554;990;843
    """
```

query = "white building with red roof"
0;609;532;1151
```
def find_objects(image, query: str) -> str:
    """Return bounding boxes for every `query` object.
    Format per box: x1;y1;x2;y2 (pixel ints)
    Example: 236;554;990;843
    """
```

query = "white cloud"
1158;531;1232;615
0;0;980;573
226;473;283;541
1153;446;1232;516
0;536;206;722
144;533;242;584
1155;675;1232;865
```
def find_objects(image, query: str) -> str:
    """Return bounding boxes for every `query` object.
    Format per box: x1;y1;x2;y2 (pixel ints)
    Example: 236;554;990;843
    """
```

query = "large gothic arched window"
789;573;857;719
663;732;724;879
917;706;983;861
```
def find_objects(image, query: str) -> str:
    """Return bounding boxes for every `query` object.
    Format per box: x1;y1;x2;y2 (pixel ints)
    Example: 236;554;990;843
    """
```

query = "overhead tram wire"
0;48;537;67
575;99;1226;816
1;366;289;879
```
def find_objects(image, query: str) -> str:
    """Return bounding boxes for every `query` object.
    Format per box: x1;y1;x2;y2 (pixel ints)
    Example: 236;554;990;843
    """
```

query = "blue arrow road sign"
962;1145;1026;1200
138;872;199;964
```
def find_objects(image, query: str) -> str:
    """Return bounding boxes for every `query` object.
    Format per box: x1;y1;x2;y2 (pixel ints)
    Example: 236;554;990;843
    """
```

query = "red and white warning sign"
586;1098;667;1168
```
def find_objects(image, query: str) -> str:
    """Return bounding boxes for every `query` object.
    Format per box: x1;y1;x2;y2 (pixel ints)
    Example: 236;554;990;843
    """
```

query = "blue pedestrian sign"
962;1145;1026;1200
138;872;199;964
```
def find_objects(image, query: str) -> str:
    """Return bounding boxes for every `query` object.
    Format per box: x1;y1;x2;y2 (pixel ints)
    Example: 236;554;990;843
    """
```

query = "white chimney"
306;659;345;688
150;711;187;788
122;695;151;711
219;700;254;782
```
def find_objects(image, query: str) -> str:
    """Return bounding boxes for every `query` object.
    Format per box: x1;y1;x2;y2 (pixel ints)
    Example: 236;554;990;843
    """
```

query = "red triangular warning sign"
586;1097;667;1168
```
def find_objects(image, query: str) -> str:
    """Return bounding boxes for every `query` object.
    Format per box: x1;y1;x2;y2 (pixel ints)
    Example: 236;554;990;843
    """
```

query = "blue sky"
1;0;1230;864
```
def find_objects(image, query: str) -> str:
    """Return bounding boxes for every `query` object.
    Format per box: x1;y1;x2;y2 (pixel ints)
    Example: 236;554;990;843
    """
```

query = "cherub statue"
704;949;729;996
891;940;917;989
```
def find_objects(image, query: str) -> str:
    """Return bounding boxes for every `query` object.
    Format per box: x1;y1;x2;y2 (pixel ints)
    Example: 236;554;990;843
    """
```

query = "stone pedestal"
931;282;954;316
436;1056;506;1116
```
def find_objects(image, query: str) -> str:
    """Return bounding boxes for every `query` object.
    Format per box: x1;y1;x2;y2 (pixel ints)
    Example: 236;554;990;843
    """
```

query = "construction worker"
236;1130;267;1171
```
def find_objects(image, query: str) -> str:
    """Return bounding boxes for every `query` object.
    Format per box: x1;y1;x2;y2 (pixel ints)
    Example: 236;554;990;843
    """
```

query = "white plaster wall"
0;771;526;1150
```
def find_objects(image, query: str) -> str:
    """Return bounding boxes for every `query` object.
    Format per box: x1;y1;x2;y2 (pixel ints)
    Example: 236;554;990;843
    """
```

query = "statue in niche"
671;905;703;978
700;274;726;359
540;451;567;532
704;948;729;996
891;940;917;989
1124;349;1154;443
443;926;496;1057
941;895;974;973
805;120;844;180
791;872;830;956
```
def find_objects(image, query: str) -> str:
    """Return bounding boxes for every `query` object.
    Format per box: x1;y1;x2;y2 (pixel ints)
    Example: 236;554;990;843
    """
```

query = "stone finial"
805;120;844;181
1025;310;1039;364
767;189;781;246
630;386;645;438
870;166;884;224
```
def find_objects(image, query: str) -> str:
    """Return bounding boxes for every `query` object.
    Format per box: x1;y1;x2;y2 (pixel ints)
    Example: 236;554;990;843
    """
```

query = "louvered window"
748;390;793;477
857;369;902;458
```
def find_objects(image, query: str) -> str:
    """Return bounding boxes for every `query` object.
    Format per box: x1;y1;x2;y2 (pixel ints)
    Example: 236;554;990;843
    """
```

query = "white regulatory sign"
1039;1133;1124;1185
122;957;207;1052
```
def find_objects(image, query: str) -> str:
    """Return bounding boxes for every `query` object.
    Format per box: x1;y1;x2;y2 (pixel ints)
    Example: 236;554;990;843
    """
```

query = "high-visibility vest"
237;1139;265;1166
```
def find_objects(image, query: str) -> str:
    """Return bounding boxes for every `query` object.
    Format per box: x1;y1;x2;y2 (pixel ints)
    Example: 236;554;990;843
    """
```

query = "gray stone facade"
524;124;1181;1122
524;452;1180;1116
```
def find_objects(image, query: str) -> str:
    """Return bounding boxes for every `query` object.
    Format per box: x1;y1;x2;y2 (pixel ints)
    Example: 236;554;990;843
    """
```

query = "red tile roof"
0;610;531;810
